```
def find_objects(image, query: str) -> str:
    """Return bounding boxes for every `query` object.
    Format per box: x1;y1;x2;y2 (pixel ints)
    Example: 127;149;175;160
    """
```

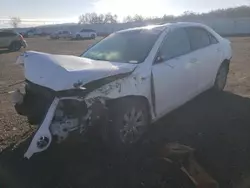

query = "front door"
152;28;199;117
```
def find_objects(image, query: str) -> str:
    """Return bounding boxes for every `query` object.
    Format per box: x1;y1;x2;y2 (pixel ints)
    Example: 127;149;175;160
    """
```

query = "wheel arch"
9;40;21;47
221;59;230;68
107;95;152;119
213;58;230;91
214;58;230;79
217;59;230;76
8;40;22;51
83;70;155;120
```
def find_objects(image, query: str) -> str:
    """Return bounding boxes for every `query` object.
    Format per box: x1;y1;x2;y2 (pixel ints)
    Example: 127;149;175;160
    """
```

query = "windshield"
81;29;161;63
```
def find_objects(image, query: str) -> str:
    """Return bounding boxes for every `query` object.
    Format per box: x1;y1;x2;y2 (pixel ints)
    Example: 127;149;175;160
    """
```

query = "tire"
9;41;21;52
213;62;229;91
76;34;81;40
107;98;150;151
91;34;95;39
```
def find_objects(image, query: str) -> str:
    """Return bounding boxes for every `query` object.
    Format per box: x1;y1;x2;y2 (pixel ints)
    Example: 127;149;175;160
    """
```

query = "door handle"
141;75;150;80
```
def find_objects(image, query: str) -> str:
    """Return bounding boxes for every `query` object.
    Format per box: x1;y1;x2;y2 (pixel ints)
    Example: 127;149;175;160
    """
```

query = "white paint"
85;22;232;120
151;23;232;119
50;118;79;143
20;51;137;91
19;22;232;158
24;98;59;159
73;29;97;39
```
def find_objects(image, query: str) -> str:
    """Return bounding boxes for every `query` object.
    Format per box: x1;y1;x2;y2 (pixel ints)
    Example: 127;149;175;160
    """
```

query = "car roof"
116;22;210;33
81;29;95;31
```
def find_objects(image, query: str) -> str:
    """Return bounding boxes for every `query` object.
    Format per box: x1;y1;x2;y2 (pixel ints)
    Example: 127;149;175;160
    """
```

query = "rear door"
185;27;222;92
80;29;88;38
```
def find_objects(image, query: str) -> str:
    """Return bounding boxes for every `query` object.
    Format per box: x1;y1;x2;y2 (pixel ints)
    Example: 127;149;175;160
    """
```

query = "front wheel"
107;98;150;151
91;34;96;39
9;42;21;52
213;62;229;91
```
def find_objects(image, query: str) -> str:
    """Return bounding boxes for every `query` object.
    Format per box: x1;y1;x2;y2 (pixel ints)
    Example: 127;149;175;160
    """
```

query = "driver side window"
158;28;191;62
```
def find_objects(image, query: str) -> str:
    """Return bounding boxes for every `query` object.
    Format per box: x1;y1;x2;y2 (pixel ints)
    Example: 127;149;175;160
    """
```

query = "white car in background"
73;29;97;40
13;22;232;158
50;30;72;39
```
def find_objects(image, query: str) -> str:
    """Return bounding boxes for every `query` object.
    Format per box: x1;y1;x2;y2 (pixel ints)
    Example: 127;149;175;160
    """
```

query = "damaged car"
12;22;232;158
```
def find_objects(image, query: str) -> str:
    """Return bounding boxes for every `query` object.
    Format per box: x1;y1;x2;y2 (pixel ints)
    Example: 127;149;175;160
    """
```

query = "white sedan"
13;22;232;158
73;29;97;40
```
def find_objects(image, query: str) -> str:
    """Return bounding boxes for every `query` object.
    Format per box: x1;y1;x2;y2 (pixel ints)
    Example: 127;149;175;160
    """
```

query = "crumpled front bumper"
11;82;109;159
24;98;59;159
12;89;59;158
12;81;55;125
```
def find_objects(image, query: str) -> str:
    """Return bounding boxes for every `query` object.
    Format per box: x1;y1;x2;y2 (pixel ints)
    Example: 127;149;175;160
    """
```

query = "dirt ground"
0;37;250;188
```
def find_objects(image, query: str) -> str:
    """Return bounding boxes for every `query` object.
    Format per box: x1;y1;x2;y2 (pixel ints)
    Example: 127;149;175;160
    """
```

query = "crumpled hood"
17;51;137;91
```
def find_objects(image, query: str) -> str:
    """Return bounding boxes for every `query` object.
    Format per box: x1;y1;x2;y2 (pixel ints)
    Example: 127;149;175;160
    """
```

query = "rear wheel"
107;98;150;151
9;41;21;52
213;62;229;91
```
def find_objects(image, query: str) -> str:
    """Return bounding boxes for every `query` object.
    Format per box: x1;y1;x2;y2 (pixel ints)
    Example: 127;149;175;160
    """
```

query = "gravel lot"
0;37;250;188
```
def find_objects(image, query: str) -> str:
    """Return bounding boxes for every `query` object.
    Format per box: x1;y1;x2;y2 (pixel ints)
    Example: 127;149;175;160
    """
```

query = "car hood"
16;51;137;91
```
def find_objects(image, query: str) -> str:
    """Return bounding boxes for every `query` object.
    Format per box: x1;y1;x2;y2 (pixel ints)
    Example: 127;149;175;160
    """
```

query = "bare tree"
133;14;144;22
104;13;118;23
79;6;250;24
78;13;118;24
9;17;21;28
123;15;133;23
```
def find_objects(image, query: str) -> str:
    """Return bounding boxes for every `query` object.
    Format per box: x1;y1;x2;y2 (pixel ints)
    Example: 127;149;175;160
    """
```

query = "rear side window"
159;28;191;61
81;29;90;32
0;32;16;37
185;27;210;51
81;29;95;32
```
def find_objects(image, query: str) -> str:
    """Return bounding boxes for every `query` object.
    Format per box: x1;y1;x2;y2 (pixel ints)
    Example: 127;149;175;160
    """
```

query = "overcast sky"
0;0;249;27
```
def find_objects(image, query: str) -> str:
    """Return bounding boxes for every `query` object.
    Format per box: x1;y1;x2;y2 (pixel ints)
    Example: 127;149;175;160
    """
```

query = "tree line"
9;5;250;28
78;5;250;24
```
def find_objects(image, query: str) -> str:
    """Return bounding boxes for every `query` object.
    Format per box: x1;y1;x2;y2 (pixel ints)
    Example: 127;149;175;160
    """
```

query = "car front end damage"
13;79;115;158
12;51;152;159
